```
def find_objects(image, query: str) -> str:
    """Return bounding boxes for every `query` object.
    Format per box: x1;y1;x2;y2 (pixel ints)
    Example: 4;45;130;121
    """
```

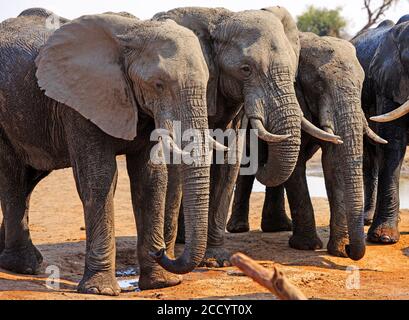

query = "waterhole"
252;175;409;209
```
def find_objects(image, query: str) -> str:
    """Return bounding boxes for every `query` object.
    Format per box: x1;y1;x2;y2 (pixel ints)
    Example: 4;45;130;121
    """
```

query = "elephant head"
35;14;211;274
296;33;387;260
368;20;409;123
154;7;340;187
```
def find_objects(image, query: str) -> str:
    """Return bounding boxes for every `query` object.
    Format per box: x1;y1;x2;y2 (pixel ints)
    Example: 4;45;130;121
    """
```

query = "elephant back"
0;10;61;89
351;21;394;110
1;8;68;54
352;20;394;74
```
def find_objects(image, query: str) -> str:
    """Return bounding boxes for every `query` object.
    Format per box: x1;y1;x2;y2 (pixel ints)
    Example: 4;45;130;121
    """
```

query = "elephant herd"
0;6;407;297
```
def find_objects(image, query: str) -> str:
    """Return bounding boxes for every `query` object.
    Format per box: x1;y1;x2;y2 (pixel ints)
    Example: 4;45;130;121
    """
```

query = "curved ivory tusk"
365;126;388;144
322;126;334;135
160;136;189;156
301;117;343;144
250;118;291;143
361;114;388;144
208;136;229;152
370;100;409;123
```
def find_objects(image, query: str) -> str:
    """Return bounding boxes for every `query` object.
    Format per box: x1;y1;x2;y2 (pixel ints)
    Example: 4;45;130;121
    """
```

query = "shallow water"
117;278;140;292
252;175;409;209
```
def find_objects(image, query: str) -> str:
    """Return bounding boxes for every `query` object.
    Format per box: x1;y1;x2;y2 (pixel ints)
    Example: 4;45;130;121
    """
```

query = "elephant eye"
240;64;252;77
154;80;165;92
123;46;133;55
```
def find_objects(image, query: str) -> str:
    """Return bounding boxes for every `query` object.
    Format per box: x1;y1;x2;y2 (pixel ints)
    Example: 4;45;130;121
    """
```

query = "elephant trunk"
245;72;302;187
153;87;210;274
337;102;366;261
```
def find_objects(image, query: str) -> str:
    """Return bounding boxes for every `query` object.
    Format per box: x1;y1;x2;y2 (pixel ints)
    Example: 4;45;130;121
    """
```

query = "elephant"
153;7;342;266
228;32;387;260
351;16;409;244
0;8;213;295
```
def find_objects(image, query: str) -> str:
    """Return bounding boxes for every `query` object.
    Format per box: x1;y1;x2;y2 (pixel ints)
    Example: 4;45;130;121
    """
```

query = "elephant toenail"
381;235;391;243
101;288;116;296
87;287;99;294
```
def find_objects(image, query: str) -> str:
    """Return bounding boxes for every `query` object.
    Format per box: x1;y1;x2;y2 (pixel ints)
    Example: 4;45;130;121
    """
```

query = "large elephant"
152;7;340;267
228;33;387;260
0;8;212;295
352;16;409;244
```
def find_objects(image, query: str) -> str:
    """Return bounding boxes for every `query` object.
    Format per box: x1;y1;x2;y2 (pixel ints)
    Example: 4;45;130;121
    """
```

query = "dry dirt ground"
0;156;408;300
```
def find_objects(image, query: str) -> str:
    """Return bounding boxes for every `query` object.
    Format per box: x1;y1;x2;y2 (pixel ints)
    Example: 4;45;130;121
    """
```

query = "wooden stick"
230;252;307;300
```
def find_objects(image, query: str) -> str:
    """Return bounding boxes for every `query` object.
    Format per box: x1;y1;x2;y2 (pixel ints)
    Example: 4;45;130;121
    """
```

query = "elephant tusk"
250;118;291;143
301;117;343;144
365;126;388;144
370;100;409;123
361;113;388;144
160;135;189;157
208;136;229;152
322;126;334;135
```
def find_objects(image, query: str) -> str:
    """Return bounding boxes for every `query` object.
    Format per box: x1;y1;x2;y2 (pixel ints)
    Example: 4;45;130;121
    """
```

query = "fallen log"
230;252;307;300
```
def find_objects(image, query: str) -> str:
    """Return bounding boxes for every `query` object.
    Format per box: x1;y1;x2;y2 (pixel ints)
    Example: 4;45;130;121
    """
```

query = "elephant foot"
0;244;43;274
261;216;292;233
327;237;349;258
78;269;120;296
200;247;232;268
289;233;323;251
139;269;182;290
226;215;249;233
367;220;400;244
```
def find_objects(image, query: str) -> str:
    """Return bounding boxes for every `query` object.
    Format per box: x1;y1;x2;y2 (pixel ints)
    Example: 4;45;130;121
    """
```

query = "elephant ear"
36;14;139;140
153;8;231;116
369;23;409;104
262;6;301;67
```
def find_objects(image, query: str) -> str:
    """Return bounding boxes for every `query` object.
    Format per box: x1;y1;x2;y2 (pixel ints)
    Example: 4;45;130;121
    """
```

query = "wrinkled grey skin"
352;17;409;244
229;33;368;260
0;8;210;295
153;7;303;266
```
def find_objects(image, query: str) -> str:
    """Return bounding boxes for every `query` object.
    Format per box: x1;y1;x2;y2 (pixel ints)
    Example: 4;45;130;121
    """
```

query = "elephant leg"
261;143;319;233
321;145;349;257
202;159;242;268
0;137;47;274
368;116;407;244
201;117;243;268
227;174;255;233
127;148;182;290
164;164;182;256
285;158;323;251
261;185;292;232
67;139;120;296
363;140;379;226
0;220;5;254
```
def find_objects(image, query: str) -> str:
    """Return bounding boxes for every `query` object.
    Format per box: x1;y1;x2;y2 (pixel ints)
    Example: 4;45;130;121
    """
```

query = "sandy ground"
0;156;408;300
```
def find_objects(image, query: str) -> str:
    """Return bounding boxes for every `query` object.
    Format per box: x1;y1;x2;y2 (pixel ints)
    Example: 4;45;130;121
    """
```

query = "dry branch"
355;0;398;36
230;252;307;300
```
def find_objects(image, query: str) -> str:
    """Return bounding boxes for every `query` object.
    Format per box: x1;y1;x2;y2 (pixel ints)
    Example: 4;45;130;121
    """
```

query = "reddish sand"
0;156;408;300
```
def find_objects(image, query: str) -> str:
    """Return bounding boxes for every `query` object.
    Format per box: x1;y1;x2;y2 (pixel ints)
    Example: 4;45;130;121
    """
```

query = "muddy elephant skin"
0;8;211;295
